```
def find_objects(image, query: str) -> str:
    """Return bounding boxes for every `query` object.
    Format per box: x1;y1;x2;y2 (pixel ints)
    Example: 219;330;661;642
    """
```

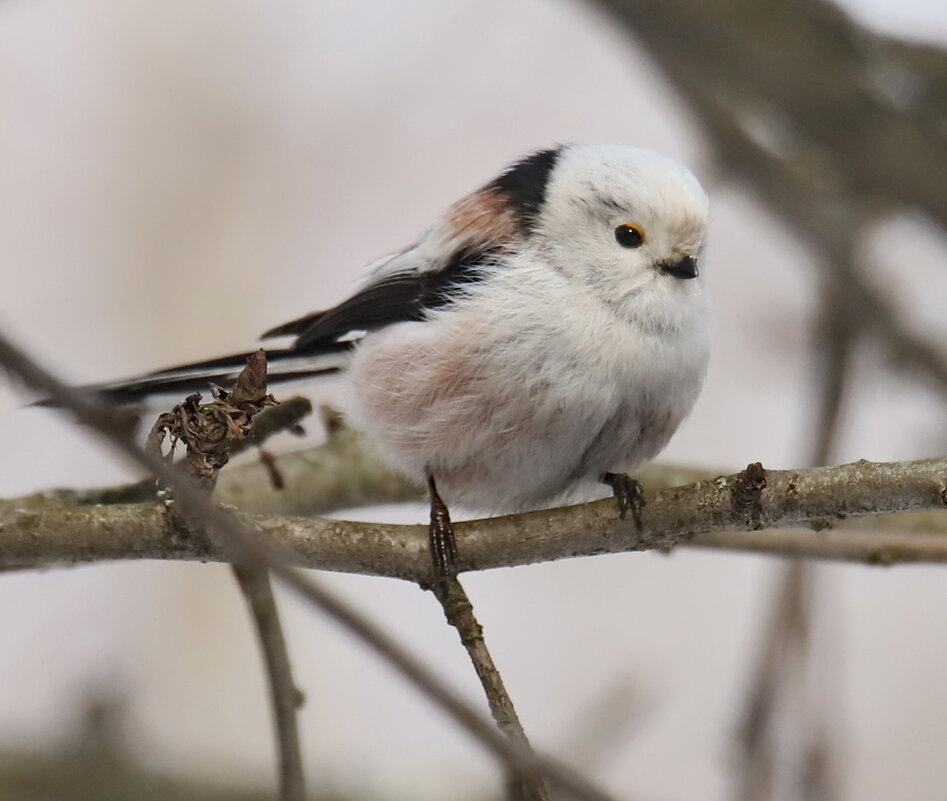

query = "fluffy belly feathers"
346;295;708;513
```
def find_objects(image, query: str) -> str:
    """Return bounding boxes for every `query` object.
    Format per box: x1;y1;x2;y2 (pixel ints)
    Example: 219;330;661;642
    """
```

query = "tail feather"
260;310;327;339
72;343;353;405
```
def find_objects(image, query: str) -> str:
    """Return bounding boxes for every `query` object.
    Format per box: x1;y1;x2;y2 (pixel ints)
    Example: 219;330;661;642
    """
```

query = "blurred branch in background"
732;292;852;801
581;2;946;800
557;675;648;778
232;564;307;801
0;689;346;801
588;0;947;397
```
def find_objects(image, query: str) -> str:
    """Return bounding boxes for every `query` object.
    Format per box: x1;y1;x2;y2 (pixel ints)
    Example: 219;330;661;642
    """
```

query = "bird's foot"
601;472;645;531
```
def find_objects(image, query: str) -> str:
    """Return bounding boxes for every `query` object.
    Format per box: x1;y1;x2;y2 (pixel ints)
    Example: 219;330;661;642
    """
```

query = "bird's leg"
426;473;458;590
601;471;645;531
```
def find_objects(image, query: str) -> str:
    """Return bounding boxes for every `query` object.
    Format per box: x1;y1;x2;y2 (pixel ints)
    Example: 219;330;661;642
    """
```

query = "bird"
84;144;712;585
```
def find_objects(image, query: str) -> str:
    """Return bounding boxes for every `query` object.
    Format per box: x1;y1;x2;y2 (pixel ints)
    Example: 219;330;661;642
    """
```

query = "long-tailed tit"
86;144;711;581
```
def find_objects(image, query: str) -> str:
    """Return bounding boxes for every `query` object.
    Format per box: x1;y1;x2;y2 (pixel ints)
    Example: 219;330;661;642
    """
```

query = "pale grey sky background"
0;2;945;799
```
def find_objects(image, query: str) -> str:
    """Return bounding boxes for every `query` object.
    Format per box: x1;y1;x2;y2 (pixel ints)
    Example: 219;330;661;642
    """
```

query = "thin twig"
232;564;306;801
230;395;313;458
0;327;621;801
433;575;550;801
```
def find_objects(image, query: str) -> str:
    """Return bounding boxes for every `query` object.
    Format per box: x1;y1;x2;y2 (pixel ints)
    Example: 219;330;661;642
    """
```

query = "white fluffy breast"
346;252;710;513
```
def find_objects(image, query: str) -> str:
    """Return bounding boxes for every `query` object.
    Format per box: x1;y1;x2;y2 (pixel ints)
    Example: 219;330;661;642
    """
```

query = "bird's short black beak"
659;256;699;280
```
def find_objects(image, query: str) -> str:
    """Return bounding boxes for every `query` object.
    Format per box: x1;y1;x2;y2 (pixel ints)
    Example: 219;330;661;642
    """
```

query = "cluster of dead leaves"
146;350;276;489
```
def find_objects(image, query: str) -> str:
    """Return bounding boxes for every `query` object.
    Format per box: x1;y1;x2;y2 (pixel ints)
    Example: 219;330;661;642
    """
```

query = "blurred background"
0;1;945;799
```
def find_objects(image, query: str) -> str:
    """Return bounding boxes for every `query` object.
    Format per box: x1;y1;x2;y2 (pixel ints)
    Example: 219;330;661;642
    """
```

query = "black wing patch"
487;147;561;233
269;245;503;352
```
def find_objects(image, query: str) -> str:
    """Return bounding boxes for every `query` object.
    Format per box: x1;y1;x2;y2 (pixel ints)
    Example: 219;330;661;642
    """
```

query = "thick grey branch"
3;459;945;578
9;428;944;538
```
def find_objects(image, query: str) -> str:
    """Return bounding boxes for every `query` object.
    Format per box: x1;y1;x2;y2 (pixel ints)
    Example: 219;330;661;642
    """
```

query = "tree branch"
3;459;946;576
232;564;306;801
8;419;945;537
432;574;550;801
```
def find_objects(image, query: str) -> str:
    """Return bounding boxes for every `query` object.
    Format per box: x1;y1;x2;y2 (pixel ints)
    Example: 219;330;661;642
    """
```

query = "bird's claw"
602;472;645;531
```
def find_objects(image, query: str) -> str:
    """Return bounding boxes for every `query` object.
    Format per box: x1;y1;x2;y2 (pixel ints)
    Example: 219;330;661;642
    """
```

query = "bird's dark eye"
614;223;645;248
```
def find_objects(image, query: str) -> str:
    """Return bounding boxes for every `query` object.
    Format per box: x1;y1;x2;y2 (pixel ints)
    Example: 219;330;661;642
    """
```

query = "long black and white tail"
79;342;353;405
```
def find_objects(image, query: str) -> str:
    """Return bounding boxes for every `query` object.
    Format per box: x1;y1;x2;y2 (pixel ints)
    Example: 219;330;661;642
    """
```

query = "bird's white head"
527;144;709;331
430;144;710;335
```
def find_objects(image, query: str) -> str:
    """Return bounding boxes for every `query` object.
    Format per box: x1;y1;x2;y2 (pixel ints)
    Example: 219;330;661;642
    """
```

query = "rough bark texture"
3;458;945;579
